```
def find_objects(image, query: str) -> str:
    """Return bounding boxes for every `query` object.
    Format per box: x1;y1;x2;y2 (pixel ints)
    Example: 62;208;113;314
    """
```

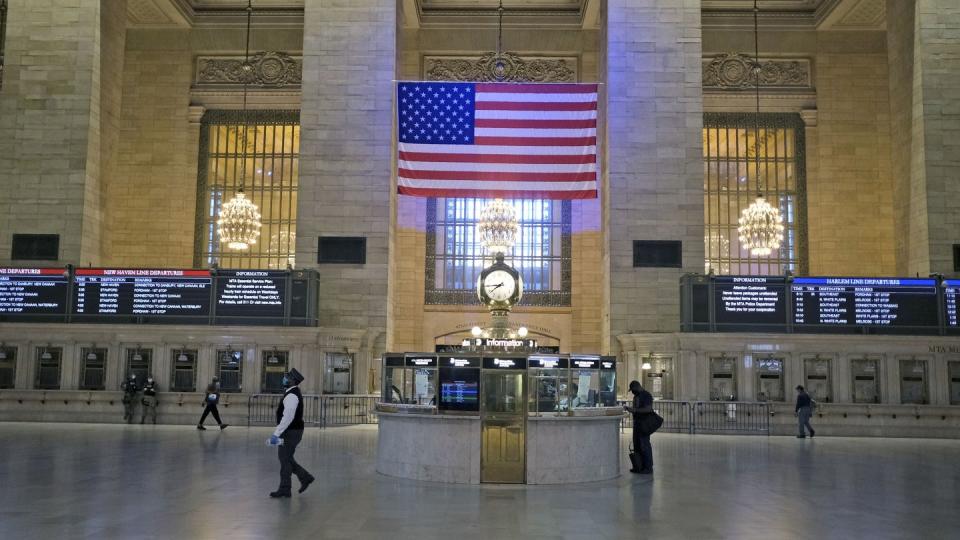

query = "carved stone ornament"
424;52;577;83
703;53;811;90
195;51;302;88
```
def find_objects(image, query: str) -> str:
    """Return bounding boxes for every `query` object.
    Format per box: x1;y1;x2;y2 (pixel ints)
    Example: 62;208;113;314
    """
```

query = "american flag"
396;82;598;199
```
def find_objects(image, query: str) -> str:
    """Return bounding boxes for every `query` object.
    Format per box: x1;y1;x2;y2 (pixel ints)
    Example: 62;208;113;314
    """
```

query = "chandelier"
736;0;785;257
217;0;262;251
477;198;519;255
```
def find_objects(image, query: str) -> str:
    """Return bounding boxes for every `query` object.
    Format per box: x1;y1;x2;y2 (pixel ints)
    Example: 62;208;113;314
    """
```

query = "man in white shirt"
267;368;314;498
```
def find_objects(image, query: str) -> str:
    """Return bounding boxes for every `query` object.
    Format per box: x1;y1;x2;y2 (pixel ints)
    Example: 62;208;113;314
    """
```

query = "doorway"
480;370;526;483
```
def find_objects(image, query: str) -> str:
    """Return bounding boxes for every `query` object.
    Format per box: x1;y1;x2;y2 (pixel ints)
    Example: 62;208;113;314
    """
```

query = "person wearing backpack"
624;380;656;474
795;385;816;439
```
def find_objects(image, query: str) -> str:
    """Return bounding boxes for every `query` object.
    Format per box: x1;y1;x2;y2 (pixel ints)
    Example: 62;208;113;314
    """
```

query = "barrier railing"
619;400;770;435
321;395;379;426
247;394;323;427
692;401;770;434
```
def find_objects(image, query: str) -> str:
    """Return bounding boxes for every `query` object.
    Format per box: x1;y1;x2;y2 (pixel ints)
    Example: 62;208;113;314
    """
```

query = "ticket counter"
377;352;623;485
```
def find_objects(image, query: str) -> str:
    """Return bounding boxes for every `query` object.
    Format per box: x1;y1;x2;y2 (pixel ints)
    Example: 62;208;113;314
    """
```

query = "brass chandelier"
217;0;262;251
477;199;519;255
737;0;784;258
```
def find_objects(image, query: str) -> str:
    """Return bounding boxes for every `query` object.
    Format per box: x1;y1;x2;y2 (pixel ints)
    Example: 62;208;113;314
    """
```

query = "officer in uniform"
121;374;139;424
267;368;314;498
141;376;158;424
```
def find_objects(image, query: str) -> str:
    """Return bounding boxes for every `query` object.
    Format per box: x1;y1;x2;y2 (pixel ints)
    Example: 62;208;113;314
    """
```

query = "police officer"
197;376;228;430
121;374;139;424
267;368;314;498
141;375;158;424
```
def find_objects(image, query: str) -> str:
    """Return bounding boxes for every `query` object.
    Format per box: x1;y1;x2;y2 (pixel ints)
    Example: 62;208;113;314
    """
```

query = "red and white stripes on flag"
396;82;598;199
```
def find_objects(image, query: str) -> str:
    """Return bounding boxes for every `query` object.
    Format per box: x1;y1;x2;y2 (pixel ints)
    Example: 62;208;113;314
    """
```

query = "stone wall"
604;0;705;345
0;0;105;265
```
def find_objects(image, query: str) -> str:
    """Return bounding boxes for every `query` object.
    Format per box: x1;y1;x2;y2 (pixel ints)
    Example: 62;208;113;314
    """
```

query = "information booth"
377;351;623;485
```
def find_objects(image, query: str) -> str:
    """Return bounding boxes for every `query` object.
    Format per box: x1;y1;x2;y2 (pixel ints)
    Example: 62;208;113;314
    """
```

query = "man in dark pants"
267;368;314;498
197;376;228;430
795;385;815;438
624;380;654;474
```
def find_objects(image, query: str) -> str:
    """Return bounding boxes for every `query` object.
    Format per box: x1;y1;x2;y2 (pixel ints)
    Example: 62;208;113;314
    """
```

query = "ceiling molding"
816;0;885;31
127;0;190;28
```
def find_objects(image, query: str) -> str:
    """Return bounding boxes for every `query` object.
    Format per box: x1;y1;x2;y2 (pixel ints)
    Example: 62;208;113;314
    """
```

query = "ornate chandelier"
217;0;262;251
736;0;784;257
477;198;519;255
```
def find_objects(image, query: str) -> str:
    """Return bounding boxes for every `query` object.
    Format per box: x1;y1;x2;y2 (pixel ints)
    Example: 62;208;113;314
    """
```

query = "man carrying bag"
624;380;662;475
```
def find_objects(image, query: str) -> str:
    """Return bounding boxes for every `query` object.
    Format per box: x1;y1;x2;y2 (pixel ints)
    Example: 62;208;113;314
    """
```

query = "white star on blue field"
398;83;476;145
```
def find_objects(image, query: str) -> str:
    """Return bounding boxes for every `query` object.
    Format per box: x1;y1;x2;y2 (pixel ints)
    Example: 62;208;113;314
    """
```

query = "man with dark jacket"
795;385;815;438
624;380;655;474
267;368;314;498
121;374;139;424
197;376;228;430
140;376;158;424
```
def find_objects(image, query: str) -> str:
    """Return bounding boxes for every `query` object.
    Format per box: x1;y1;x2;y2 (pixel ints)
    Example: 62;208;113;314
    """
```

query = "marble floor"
0;424;958;540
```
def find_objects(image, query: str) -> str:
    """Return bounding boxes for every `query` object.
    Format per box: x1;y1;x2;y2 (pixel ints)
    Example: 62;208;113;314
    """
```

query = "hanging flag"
396;82;598;199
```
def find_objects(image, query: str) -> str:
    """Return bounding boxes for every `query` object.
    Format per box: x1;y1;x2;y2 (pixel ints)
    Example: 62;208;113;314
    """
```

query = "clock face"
482;270;517;303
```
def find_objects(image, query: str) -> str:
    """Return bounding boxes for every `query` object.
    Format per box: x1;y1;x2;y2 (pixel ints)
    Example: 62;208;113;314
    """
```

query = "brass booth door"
480;370;526;483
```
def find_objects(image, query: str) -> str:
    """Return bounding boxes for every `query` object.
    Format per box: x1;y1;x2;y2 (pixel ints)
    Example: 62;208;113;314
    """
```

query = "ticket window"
899;359;928;405
804;357;832;403
323;353;354;394
950;362;960;406
0;347;17;389
79;348;107;391
528;357;569;413
216;350;243;393
645;356;674;400
382;355;404;403
710;357;737;401
262;351;289;394
403;368;437;405
756;358;785;402
35;347;62;390
126;348;152;382
851;358;881;404
170;349;198;392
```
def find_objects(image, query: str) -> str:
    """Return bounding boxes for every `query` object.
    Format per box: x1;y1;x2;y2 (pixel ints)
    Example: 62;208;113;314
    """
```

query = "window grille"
216;349;243;393
35;347;62;390
425;198;571;306
195;110;300;269
126;348;152;382
0;346;16;389
170;349;197;392
79;348;107;390
703;113;807;275
261;350;288;394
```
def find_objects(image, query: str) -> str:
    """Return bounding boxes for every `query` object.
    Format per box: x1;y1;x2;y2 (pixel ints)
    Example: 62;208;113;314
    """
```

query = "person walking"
267;368;314;498
624;380;655;474
140;376;158;424
795;385;815;438
197;376;228;430
121;374;139;424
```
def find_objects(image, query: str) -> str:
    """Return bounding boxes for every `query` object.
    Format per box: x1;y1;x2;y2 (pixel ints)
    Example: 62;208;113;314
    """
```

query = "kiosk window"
126;348;152;382
79;348;107;390
35;347;62;390
851;358;881;404
570;369;600;408
645;356;673;400
899;359;928;405
170;349;198;392
403;368;436;405
529;367;569;414
804;357;832;403
710;357;737;401
756;358;784;402
323;353;353;394
0;346;17;389
262;350;288;394
382;363;404;404
949;361;960;406
216;350;243;393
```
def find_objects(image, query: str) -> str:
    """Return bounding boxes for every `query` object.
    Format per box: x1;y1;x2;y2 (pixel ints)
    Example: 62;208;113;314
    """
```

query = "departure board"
944;280;960;329
215;270;286;320
72;269;212;319
791;277;939;331
0;268;69;317
714;276;788;330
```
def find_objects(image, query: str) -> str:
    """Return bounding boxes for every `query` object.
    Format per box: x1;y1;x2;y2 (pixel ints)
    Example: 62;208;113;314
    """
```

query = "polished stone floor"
1;424;958;540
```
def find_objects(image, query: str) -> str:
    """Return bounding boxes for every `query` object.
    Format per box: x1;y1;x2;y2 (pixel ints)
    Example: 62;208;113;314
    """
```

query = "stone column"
0;0;126;266
296;1;395;355
887;0;960;276
603;0;705;351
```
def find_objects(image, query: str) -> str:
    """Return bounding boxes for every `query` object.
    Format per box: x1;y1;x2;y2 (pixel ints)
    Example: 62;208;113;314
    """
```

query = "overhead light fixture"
641;361;652;370
477;199;519;255
517;326;528;338
216;0;262;251
177;351;188;362
471;326;483;337
41;351;52;360
736;0;784;258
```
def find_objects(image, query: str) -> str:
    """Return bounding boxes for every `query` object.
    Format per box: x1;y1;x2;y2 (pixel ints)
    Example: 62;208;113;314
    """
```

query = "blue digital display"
791;277;938;330
438;367;479;412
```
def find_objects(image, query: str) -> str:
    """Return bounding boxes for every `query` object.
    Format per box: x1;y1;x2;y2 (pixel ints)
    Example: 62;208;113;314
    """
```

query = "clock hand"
486;282;504;291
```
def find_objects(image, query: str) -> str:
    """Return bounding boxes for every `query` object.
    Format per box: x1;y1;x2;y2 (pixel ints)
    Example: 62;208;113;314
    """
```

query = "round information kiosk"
376;352;623;484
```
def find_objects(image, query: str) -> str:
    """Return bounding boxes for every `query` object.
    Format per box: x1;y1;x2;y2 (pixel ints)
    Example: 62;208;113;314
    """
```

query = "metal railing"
247;394;378;427
620;400;770;435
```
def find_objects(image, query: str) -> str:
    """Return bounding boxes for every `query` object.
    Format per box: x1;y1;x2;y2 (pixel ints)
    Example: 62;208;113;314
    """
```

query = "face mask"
282;375;290;387
147;378;153;383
